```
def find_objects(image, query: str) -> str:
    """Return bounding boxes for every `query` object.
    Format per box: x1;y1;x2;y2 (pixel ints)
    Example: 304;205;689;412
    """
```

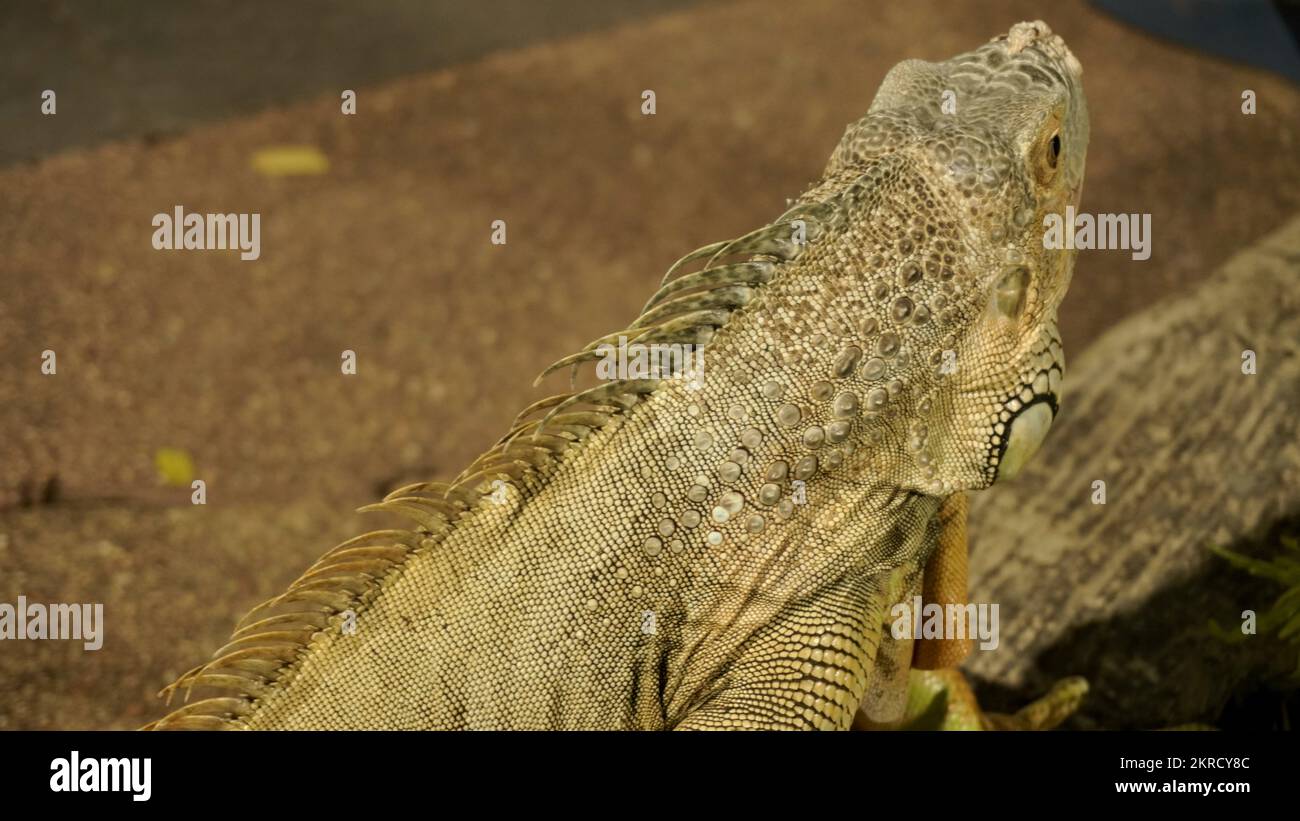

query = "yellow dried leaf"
155;448;196;487
251;146;330;176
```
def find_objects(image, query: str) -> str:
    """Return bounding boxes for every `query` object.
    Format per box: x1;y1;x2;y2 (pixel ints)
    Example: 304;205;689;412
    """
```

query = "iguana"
149;20;1089;730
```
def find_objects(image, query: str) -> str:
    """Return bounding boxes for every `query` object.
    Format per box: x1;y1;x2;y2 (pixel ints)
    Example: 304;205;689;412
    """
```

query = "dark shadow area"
1092;0;1300;83
972;513;1300;730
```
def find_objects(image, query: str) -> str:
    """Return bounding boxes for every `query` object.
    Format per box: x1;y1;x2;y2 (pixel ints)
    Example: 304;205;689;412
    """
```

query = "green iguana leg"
852;562;925;729
852;493;968;729
894;670;1087;730
673;493;1087;730
672;577;897;731
863;493;1089;730
673;501;940;731
979;676;1090;730
912;493;972;670
850;628;916;729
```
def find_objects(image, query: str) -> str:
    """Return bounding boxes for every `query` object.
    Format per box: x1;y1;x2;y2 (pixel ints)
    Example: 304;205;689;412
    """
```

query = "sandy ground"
1;0;1298;728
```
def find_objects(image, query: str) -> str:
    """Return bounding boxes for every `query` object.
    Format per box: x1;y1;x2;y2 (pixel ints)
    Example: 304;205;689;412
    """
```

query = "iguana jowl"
152;21;1088;730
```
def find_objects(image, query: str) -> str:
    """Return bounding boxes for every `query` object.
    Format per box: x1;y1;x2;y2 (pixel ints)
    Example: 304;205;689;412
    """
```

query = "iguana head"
828;20;1088;491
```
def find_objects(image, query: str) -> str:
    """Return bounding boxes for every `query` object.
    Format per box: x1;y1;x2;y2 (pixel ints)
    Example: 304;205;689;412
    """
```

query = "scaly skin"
150;21;1088;730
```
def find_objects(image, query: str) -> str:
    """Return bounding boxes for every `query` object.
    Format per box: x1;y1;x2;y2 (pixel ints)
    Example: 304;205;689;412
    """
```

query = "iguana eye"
1033;114;1064;184
994;266;1029;318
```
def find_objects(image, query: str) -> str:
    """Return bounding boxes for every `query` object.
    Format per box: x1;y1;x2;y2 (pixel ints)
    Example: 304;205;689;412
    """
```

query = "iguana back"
151;20;1088;730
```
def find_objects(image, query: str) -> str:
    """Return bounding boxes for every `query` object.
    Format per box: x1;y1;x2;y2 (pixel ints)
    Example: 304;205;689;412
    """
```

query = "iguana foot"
858;671;1089;730
980;676;1089;730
